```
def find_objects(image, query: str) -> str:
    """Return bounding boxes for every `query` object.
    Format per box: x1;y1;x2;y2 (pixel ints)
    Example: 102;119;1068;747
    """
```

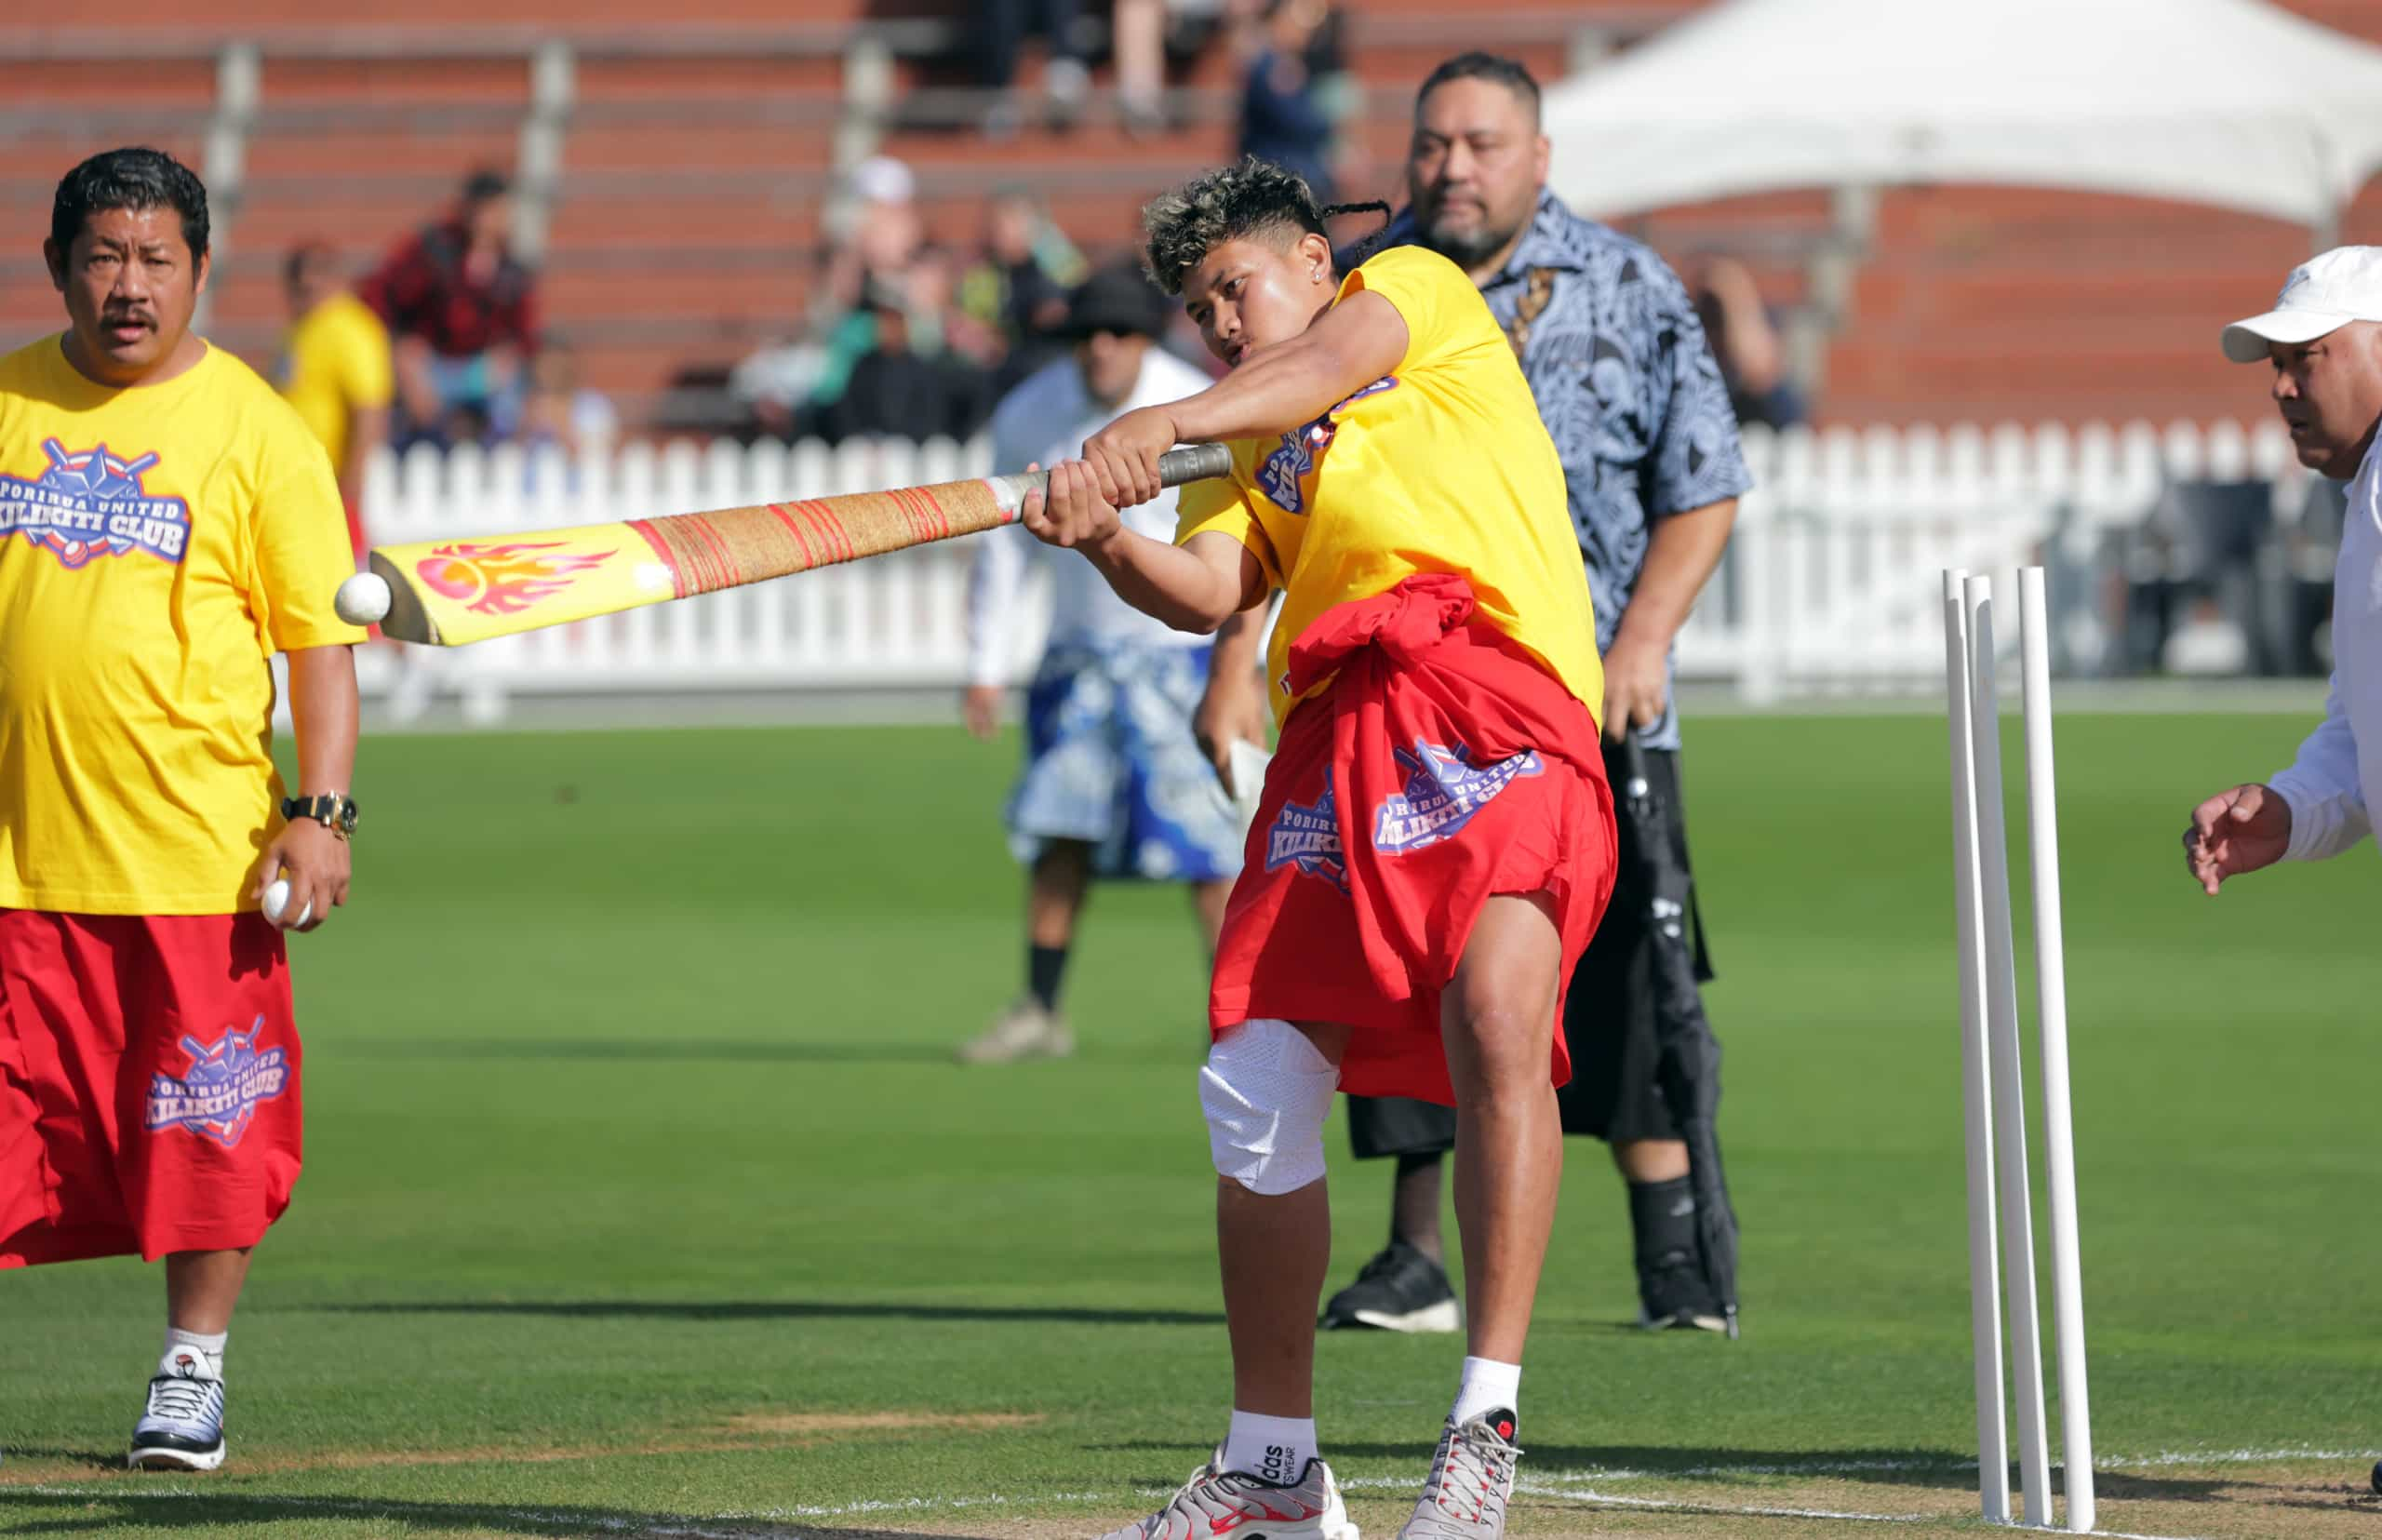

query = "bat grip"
1158;443;1232;487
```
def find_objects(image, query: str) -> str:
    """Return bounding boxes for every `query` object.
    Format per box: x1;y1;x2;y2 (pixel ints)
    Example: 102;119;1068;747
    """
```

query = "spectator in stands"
806;159;937;417
520;341;618;460
1237;0;1350;204
818;281;993;445
274;241;392;563
359;168;539;449
978;0;1091;138
961;187;1090;393
1114;0;1171;135
1690;255;1808;430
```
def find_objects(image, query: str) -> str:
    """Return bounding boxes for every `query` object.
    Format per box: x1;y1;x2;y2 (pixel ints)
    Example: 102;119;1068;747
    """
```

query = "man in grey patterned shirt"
1198;52;1750;1338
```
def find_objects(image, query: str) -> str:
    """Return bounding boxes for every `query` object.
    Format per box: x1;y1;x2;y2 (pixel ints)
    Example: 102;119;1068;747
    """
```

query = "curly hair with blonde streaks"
1140;158;1331;297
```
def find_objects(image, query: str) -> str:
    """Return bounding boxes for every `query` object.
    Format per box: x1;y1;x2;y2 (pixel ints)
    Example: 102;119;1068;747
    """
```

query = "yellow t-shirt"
1175;245;1603;728
0;336;368;914
276;291;392;475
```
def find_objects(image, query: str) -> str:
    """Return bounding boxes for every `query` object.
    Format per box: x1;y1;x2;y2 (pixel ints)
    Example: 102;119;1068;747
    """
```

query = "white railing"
353;421;2305;723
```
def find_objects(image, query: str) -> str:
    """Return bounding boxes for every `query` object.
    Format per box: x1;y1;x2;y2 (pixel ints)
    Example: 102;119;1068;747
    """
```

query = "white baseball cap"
2221;246;2382;362
845;154;915;206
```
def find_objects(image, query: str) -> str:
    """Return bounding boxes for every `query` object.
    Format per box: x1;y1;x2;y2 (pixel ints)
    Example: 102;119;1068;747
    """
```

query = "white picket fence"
353;420;2306;722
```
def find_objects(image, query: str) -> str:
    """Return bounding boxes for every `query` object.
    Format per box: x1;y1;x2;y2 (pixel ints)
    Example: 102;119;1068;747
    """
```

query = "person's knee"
1199;1019;1337;1196
1443;998;1556;1105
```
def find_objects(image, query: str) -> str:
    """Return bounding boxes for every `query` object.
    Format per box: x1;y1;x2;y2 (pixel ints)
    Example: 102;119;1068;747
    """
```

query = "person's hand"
252;819;350;933
1600;634;1669;743
1020;461;1124;552
963;684;1003;741
1195;667;1270;789
1081;405;1180;508
2183;783;2292;895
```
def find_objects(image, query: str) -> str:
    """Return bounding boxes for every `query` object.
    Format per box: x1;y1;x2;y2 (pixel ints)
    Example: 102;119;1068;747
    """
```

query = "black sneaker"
1636;1254;1733;1334
1319;1241;1462;1332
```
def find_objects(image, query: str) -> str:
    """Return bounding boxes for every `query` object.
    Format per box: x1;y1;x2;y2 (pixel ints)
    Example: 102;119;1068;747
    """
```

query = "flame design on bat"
362;442;1232;646
413;541;618;616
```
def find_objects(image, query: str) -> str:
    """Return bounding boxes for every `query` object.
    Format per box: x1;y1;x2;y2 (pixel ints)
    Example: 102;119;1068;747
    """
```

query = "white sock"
163;1327;227;1378
1222;1409;1317;1486
1448;1355;1520;1427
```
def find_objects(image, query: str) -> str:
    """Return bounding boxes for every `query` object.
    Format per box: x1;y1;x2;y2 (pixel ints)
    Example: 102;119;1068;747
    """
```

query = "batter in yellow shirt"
0;336;367;914
1174;244;1602;728
275;290;392;475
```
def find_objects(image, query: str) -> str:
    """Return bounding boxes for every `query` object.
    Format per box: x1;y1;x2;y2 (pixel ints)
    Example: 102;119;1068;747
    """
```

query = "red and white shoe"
1094;1453;1358;1540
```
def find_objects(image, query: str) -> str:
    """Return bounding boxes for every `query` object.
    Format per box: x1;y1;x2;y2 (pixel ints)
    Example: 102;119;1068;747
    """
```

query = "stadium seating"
7;0;2382;431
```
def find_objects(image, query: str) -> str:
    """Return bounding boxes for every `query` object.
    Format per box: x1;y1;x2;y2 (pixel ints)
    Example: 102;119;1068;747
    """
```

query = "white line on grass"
0;1479;2216;1540
16;1443;2367;1538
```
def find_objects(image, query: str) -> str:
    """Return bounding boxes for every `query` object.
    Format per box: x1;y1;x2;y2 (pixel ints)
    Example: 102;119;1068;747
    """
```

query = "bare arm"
1023;460;1265;633
1601;497;1737;740
1194;603;1272;781
255;645;360;931
1075;291;1411;510
1080;529;1265;635
1168;290;1408;446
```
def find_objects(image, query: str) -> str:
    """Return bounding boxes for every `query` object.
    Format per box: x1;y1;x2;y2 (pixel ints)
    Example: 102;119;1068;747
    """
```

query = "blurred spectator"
2162;593;2253;676
520;341;618;459
834;155;925;289
919;246;1005;371
819;283;993;444
979;0;1091;138
1114;0;1170;135
1690;255;1808;430
274;241;391;562
359;168;539;448
961;187;1090;392
1238;0;1348;203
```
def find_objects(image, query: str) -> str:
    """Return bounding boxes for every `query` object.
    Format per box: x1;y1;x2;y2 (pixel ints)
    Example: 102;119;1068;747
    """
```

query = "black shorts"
1345;741;1715;1159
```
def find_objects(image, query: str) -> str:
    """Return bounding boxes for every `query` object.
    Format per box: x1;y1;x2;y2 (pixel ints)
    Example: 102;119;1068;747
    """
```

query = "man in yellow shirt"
0;148;365;1472
1020;159;1617;1540
275;240;392;561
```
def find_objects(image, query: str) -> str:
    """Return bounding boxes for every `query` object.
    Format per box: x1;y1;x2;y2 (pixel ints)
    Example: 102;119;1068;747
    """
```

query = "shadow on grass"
0;1448;120;1472
0;1489;1001;1536
298;1298;1224;1327
1095;1439;2252;1506
330;1037;956;1065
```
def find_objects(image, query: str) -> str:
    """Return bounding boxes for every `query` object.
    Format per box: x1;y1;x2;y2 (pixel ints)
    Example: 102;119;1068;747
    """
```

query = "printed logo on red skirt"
1373;741;1543;854
1265;771;1348;891
143;1016;291;1148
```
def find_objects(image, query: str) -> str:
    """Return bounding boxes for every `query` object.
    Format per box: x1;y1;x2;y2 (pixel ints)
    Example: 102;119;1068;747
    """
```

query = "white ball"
261;877;313;929
335;570;393;626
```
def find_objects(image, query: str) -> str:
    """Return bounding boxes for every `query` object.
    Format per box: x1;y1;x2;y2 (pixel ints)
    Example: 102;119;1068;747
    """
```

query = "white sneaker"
128;1345;226;1471
1095;1453;1358;1540
1397;1413;1520;1540
956;998;1075;1064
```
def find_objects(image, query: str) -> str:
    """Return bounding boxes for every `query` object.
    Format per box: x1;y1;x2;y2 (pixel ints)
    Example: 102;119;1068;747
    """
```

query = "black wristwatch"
282;794;359;840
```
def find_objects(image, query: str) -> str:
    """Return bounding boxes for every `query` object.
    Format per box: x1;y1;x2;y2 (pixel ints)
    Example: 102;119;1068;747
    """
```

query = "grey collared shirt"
1366;193;1751;747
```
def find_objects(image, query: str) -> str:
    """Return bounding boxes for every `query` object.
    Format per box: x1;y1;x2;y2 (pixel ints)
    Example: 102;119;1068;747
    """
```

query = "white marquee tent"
1541;0;2382;232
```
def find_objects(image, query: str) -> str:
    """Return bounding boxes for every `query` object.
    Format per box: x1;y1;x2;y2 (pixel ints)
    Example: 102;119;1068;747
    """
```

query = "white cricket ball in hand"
335;570;393;626
261;877;313;929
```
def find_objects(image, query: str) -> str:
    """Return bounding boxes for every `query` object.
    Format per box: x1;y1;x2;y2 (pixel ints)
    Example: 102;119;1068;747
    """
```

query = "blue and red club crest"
1255;376;1398;514
1372;740;1543;855
143;1017;290;1149
1265;770;1348;891
0;438;191;569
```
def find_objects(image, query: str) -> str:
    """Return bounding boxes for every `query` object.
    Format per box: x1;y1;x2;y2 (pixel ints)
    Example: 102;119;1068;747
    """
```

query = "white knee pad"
1199;1018;1338;1196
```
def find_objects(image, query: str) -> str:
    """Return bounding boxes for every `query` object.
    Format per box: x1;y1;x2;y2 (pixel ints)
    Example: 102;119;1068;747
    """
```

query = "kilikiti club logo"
143;1016;290;1149
0;438;191;568
1372;741;1543;855
414;540;614;615
1265;770;1348;891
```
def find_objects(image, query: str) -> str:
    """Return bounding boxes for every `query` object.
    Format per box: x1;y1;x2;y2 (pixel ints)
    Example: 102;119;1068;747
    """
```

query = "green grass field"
4;712;2377;1538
